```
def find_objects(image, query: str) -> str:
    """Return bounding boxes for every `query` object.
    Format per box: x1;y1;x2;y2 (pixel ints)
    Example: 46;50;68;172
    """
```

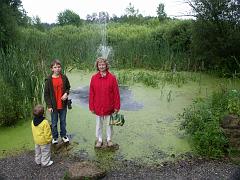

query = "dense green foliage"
0;0;27;48
157;3;167;21
0;48;46;126
180;89;240;157
57;9;82;27
19;25;101;68
15;19;192;70
190;0;240;75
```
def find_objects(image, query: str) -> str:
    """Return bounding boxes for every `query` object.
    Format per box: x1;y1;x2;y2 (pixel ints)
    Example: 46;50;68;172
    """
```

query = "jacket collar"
33;115;45;126
97;70;109;79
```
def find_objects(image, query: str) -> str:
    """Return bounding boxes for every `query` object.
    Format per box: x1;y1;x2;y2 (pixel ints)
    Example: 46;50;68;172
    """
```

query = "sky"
21;0;193;23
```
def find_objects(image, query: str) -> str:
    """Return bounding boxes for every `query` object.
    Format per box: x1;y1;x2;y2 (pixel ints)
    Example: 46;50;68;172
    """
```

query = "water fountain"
96;11;113;61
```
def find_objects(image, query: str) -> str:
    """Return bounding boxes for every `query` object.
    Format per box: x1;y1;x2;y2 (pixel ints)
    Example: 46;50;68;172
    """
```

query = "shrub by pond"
180;89;240;158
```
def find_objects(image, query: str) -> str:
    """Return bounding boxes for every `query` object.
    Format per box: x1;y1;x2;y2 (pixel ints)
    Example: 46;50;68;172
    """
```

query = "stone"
221;115;240;129
221;114;240;150
94;140;119;151
67;161;106;179
51;140;77;154
222;129;240;138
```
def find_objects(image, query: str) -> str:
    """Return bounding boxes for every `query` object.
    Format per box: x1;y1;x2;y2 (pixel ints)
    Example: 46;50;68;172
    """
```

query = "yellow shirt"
31;119;52;145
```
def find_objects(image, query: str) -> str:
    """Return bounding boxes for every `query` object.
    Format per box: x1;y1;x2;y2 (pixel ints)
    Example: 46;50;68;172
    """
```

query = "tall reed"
0;47;46;125
17;20;192;71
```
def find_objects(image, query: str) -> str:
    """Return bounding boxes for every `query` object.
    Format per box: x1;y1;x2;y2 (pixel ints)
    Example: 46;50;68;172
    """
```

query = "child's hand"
48;108;53;112
61;93;68;100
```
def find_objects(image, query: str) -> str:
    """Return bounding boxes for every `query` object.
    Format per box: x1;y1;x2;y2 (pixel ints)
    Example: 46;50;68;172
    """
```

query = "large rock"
222;129;240;138
67;161;106;179
51;141;77;155
221;115;240;129
221;115;240;149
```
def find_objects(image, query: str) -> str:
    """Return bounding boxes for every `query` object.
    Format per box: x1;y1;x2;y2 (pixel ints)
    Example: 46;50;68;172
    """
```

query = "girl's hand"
61;93;68;100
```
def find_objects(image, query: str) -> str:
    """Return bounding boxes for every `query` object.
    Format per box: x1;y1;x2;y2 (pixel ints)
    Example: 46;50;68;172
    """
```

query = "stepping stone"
51;141;78;154
94;141;119;151
67;161;106;179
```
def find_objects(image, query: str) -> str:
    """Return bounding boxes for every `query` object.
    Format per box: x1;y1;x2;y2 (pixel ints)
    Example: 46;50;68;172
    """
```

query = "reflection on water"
69;85;143;111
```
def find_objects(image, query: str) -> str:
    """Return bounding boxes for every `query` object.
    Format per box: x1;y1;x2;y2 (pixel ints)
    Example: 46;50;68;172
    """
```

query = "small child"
31;105;53;167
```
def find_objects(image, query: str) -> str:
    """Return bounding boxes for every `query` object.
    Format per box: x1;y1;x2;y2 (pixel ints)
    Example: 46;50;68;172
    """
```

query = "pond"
0;70;239;165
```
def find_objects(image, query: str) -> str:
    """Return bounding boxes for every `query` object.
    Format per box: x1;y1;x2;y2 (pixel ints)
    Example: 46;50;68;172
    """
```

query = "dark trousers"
51;108;67;139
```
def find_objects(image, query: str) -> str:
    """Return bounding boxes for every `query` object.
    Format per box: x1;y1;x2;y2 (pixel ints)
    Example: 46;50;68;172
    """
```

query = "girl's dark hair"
50;59;62;68
33;105;44;117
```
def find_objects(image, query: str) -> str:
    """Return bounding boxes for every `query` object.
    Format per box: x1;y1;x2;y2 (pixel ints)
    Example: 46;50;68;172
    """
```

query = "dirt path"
0;151;239;180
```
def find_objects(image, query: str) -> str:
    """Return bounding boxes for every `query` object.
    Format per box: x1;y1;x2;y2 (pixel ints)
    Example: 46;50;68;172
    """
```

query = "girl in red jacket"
89;57;120;147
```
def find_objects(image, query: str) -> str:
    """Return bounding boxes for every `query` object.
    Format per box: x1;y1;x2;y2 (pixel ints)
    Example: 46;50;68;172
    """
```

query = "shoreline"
0;151;239;179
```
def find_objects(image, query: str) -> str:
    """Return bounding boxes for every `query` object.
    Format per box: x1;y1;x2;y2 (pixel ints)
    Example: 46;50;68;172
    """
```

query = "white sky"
21;0;193;23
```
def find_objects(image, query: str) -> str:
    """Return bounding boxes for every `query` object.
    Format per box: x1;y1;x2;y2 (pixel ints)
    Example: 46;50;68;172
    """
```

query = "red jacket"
89;71;120;116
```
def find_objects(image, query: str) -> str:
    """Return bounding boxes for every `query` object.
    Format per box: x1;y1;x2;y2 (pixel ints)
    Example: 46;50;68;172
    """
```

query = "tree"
57;9;82;26
157;3;167;21
32;16;45;31
187;0;239;23
188;0;240;74
0;0;28;48
125;3;139;17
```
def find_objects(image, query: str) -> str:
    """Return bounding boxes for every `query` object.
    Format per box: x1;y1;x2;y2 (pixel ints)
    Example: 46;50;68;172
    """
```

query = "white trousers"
35;143;51;166
96;115;113;142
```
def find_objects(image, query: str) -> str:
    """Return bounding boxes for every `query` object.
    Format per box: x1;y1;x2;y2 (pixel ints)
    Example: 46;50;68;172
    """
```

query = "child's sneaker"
42;160;53;167
52;138;58;144
62;136;69;143
46;160;53;166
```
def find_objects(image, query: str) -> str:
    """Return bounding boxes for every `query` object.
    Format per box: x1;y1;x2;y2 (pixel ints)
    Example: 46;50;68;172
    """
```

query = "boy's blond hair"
95;57;109;71
33;105;44;118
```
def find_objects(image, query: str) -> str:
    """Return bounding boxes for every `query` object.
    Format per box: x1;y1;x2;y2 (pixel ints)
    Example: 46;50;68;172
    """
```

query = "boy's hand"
61;93;68;100
48;108;53;112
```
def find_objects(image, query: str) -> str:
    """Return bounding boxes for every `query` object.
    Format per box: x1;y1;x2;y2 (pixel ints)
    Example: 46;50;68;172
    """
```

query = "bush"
180;89;240;158
0;79;23;126
227;90;240;116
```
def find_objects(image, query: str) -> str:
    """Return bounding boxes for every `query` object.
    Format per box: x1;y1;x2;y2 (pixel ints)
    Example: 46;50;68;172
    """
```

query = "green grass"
0;120;33;158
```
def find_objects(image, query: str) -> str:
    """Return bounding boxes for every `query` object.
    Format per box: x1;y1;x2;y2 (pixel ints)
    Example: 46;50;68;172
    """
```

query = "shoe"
52;138;58;144
62;136;69;143
95;141;102;148
42;160;53;167
107;140;113;147
46;160;53;166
